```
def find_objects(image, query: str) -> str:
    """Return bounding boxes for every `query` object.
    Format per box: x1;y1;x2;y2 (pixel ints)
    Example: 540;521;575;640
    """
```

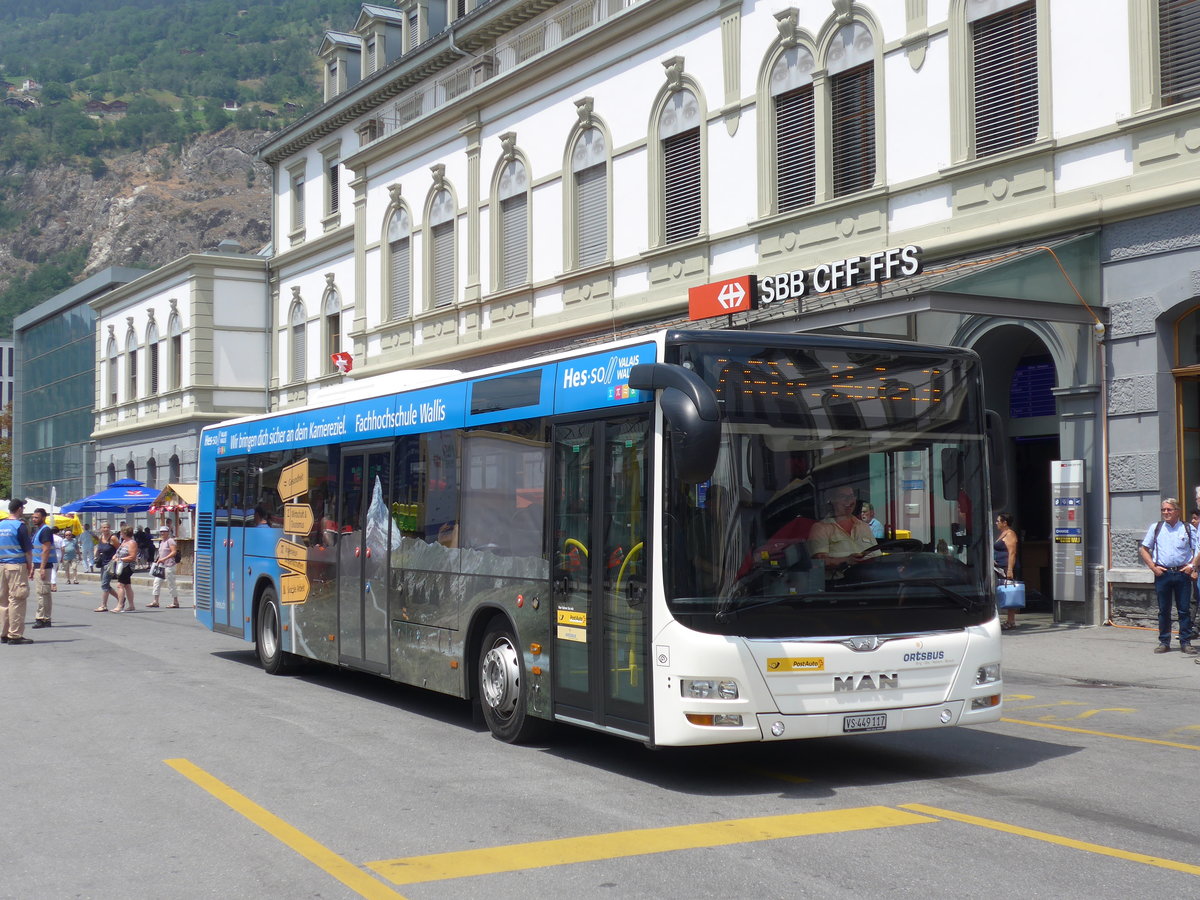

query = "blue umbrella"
61;479;157;515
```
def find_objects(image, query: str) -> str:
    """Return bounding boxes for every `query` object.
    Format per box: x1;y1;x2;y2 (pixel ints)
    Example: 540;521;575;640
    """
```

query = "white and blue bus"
197;328;1004;746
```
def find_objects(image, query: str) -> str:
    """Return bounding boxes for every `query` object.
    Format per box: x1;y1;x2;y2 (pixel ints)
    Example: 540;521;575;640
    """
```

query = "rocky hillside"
0;128;272;292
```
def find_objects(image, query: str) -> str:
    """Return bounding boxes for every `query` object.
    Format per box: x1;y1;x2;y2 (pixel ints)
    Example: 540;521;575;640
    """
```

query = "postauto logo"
688;275;758;321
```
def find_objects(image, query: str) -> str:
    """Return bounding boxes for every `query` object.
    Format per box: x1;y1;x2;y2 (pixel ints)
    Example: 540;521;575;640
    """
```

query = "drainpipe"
447;23;474;59
1098;325;1112;624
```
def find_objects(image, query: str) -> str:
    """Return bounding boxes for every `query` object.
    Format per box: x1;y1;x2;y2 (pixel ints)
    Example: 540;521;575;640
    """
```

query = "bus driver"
808;486;878;577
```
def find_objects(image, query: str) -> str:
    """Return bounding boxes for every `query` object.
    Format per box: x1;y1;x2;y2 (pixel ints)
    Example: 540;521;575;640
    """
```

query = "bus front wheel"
256;588;296;675
478;619;546;743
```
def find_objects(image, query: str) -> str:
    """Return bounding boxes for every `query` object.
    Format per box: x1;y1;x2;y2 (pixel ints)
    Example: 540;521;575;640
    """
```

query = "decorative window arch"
649;59;706;247
824;19;878;198
107;462;117;485
492;137;530;291
949;0;1049;162
146;457;157;489
126;460;136;481
168;312;183;390
426;172;457;310
289;297;306;384
125;328;139;401
145;321;161;396
323;283;342;375
758;20;819;217
384;195;412;321
169;453;181;482
106;335;119;406
564;104;610;269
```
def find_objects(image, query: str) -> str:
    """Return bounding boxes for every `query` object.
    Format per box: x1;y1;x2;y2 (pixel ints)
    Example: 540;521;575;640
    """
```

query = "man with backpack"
1139;497;1199;655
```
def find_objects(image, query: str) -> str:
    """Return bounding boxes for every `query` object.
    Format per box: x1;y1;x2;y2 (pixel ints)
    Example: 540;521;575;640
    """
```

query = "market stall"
149;483;197;574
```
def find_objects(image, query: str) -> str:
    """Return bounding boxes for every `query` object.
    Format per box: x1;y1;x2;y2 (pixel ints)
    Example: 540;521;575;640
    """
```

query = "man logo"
843;636;886;651
833;673;899;692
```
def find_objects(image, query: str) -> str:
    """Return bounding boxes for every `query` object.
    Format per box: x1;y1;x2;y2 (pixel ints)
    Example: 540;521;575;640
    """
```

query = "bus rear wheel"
256;588;296;675
478;619;546;743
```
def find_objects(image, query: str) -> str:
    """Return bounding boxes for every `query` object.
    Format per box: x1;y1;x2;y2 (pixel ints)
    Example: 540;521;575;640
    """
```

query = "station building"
253;0;1200;626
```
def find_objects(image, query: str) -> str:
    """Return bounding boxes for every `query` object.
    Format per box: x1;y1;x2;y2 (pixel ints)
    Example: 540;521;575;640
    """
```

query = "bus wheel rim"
481;637;520;717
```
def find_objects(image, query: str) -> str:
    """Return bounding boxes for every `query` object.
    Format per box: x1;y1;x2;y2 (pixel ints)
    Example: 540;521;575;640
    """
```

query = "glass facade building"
13;268;147;505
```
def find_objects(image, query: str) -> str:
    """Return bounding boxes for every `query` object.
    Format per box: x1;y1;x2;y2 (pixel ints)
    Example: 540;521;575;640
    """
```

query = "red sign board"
688;275;757;321
331;351;353;374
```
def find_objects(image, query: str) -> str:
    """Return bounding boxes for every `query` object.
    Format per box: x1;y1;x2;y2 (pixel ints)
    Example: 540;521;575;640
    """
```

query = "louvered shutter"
291;309;306;383
1161;0;1200;106
432;222;455;308
499;194;528;289
972;2;1038;158
830;63;875;198
576;163;607;266
149;342;160;395
775;85;815;212
663;128;701;244
390;237;411;319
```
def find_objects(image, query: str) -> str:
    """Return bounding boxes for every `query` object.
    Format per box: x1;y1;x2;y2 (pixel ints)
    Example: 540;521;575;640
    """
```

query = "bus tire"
256;587;296;675
478;618;546;743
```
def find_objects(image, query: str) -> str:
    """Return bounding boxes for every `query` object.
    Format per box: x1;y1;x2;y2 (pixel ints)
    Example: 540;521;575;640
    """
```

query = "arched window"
168;313;183;390
125;330;139;401
827;22;876;198
323;288;342;375
428;188;456;309
289;301;306;383
126;460;136;481
146;323;160;395
495;157;529;290
146;457;157;489
569;126;609;267
386;206;412;320
106;337;119;406
658;88;702;244
107;463;117;485
969;0;1038;157
770;45;817;213
169;454;180;482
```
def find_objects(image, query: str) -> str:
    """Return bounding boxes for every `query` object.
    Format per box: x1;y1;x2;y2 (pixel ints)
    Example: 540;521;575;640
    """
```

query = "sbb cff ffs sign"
689;275;758;320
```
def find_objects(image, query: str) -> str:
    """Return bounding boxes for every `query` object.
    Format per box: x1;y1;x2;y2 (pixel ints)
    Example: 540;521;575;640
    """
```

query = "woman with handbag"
93;524;120;612
994;513;1020;630
147;525;179;608
112;526;139;612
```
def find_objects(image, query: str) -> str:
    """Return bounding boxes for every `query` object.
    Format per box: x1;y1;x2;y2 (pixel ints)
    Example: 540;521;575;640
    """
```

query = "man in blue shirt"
31;508;56;628
1139;497;1199;655
0;499;34;644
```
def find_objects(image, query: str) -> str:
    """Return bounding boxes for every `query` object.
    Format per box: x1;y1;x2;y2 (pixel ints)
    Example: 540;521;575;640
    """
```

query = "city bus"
196;328;1004;746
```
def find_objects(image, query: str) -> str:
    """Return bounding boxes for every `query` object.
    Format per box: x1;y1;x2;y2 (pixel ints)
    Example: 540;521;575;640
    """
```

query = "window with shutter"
771;46;816;213
828;23;875;199
126;333;138;401
328;159;340;215
147;325;160;395
497;159;529;289
290;303;306;383
571;127;608;267
659;89;701;245
106;338;118;406
429;189;456;309
168;314;182;390
324;291;341;373
971;1;1038;158
1161;0;1200;106
388;206;412;320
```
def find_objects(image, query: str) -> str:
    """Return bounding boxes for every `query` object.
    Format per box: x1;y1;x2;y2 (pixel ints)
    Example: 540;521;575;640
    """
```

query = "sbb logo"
689;275;758;321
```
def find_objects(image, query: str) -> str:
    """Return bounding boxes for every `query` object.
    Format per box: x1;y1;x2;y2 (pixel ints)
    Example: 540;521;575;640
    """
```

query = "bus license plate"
843;713;887;733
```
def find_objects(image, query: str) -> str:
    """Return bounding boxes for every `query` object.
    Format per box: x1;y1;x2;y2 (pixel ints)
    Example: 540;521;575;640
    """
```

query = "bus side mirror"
629;363;720;484
985;408;1008;511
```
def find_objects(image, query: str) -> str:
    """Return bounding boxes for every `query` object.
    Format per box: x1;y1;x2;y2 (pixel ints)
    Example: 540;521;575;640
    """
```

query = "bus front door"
213;462;243;636
336;447;392;674
551;417;650;738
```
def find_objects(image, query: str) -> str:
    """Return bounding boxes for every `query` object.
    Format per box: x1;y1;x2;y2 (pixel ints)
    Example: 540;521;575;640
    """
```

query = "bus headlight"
975;663;1001;685
681;678;739;700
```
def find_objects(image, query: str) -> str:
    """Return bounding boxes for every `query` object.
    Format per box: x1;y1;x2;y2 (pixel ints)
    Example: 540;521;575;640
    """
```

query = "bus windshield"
664;338;993;638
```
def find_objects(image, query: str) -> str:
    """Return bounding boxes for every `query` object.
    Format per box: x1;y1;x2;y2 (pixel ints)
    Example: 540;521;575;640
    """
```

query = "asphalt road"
4;582;1198;899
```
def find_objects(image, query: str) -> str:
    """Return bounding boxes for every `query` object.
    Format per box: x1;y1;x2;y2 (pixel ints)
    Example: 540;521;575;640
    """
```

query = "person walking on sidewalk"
147;525;179;608
60;530;79;584
0;499;34;644
112;526;138;612
1139;497;1200;654
31;508;57;629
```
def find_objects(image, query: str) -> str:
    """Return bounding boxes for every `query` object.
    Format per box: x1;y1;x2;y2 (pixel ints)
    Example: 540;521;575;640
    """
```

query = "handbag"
997;579;1026;609
151;563;166;579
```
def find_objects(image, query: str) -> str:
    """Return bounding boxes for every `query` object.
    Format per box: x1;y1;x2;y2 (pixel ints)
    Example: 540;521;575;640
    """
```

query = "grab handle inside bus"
629;363;720;484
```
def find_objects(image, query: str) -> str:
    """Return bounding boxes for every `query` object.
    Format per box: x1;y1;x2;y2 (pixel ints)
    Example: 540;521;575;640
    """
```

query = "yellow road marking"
1000;718;1200;750
367;806;935;886
903;803;1200;876
165;758;406;900
1072;708;1135;720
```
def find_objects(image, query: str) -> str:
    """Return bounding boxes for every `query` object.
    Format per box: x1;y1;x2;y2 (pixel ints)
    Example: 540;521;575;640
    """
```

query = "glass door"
337;446;393;672
551;416;650;735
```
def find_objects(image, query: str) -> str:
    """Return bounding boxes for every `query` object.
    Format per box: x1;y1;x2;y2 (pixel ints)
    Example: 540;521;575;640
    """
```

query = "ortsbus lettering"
759;245;922;305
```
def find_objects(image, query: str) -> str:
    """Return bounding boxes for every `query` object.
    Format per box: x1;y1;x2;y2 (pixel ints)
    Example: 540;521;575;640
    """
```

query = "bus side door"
551;416;650;738
336;446;393;674
213;461;244;636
